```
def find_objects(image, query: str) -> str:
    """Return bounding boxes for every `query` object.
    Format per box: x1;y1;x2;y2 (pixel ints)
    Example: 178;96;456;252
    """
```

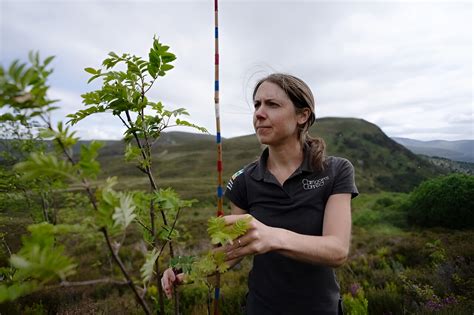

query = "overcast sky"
1;0;472;141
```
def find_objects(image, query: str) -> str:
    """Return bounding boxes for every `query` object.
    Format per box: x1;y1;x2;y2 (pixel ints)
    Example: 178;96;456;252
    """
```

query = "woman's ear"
297;108;311;125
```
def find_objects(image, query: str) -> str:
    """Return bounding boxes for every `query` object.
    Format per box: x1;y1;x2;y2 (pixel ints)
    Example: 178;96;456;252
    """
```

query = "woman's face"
253;81;309;146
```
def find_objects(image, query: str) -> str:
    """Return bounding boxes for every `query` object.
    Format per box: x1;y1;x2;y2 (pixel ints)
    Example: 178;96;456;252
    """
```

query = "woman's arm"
224;193;352;268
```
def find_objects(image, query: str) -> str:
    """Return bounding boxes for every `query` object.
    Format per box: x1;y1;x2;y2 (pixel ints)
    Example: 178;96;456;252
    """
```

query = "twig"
101;227;152;314
44;278;129;290
136;218;153;234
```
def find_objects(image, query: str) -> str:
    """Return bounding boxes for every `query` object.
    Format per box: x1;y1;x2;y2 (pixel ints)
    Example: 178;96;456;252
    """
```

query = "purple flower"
350;283;361;297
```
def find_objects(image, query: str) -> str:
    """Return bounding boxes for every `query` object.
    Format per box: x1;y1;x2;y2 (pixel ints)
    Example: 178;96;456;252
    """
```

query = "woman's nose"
254;105;266;119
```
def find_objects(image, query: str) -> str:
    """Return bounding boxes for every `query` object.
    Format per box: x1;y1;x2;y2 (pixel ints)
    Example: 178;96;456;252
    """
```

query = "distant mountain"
392;137;474;163
93;118;445;196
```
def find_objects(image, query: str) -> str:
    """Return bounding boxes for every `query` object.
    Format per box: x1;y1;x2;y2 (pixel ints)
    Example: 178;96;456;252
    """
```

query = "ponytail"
305;134;326;171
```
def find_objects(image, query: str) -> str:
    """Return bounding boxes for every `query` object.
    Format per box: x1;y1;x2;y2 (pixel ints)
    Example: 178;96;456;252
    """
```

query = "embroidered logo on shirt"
226;168;244;191
302;176;330;190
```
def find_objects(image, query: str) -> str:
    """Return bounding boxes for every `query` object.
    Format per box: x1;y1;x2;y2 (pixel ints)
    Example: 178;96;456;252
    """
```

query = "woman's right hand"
161;268;185;299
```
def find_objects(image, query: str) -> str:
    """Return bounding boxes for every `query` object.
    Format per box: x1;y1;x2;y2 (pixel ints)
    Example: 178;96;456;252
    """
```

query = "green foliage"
343;287;369;315
95;177;122;231
0;51;58;121
175;216;251;288
207;216;251;246
78;141;103;179
170;255;196;274
112;193;136;229
155;187;196;213
14;152;77;182
405;174;474;229
140;248;159;284
0;223;80;303
67;36;206;141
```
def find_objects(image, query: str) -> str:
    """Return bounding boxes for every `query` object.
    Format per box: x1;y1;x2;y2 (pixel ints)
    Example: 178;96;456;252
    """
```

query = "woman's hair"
253;73;326;171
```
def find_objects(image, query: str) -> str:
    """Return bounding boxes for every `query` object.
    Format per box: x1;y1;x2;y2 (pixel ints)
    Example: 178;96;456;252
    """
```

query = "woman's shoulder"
228;160;258;183
325;155;354;165
324;156;355;172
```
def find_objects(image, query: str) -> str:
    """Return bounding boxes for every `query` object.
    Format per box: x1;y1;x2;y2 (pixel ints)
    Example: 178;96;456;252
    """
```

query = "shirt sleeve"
224;168;249;210
332;158;359;199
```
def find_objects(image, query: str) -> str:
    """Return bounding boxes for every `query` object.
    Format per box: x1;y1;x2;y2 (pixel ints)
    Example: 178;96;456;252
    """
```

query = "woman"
162;73;358;314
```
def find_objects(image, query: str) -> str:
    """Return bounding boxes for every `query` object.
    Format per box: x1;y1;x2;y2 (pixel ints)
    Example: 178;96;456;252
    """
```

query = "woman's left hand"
223;214;279;261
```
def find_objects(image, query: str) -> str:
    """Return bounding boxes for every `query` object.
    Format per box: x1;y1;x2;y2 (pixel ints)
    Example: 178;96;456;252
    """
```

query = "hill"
93;118;445;201
392;137;474;163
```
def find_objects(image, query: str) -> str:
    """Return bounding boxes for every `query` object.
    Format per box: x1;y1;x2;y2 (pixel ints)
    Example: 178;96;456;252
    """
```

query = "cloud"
1;1;472;140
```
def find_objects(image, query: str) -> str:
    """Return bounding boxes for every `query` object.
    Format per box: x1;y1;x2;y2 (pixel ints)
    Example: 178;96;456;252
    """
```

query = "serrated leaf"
78;141;103;179
140;248;159;284
124;143;141;162
207;216;251;246
170;255;195;274
213;251;229;273
14;152;77;182
112;193;136;229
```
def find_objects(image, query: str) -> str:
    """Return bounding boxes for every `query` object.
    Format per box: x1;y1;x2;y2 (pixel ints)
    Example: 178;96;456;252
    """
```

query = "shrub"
343;284;369;315
405;174;474;229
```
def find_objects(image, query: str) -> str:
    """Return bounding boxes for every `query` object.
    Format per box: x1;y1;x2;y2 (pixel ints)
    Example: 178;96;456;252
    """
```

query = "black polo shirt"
225;145;358;315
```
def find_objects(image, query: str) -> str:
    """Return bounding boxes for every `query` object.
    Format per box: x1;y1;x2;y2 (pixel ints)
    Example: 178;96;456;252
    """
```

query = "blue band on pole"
215;80;219;91
215;27;218;38
214;287;220;299
217;186;223;197
216;132;221;143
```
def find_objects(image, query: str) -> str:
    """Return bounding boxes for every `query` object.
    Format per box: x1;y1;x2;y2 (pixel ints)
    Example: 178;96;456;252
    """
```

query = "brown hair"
253;73;326;171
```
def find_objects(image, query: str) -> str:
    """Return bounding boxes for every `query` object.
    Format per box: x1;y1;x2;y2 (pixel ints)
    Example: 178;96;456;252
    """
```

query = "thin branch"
143;78;156;95
41;115;99;211
136;218;153;234
101;227;152;315
1;237;12;257
157;206;182;258
44;278;129;290
117;114;131;129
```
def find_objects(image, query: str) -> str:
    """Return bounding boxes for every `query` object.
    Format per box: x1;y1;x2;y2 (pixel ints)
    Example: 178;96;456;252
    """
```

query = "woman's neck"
267;139;304;175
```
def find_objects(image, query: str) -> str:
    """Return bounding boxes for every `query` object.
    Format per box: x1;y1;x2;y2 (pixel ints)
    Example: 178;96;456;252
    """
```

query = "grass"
2;190;474;314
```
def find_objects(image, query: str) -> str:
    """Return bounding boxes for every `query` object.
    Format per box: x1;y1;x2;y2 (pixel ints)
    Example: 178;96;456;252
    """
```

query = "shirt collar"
250;143;314;181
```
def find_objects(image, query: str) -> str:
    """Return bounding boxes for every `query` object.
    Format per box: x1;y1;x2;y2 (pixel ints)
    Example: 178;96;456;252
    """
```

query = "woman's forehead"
254;81;290;101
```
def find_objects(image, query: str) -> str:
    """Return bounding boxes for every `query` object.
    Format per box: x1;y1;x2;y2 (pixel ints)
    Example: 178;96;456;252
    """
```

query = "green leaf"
213;251;229;273
38;127;56;139
157;225;179;241
84;67;98;75
0;282;38;303
112;193;136;229
207;216;251;246
160;64;174;71
78;141;103;179
124;143;141;162
43;56;55;67
175;119;208;133
140;248;159;284
14;152;77;182
169;255;195;274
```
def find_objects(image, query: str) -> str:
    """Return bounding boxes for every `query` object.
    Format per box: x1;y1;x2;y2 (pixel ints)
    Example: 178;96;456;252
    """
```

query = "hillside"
93;118;445;201
392;137;474;163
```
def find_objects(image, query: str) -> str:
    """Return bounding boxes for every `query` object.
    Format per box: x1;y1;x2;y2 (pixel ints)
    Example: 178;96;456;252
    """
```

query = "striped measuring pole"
213;0;223;314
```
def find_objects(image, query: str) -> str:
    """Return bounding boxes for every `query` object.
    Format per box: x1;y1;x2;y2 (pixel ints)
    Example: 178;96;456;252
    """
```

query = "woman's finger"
223;214;253;225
